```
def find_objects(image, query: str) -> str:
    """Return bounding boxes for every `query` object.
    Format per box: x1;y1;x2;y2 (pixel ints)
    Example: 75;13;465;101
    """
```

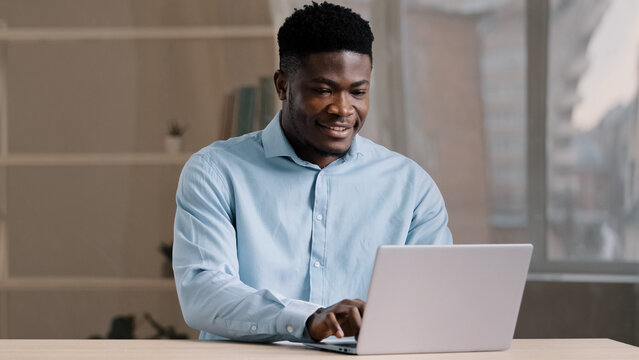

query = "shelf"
0;26;274;42
0;152;192;166
0;277;176;291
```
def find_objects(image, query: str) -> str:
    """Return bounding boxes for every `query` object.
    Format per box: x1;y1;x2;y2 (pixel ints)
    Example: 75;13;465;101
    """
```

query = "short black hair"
277;1;374;73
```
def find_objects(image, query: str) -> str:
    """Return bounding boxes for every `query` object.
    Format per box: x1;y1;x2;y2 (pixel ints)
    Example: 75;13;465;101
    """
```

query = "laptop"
305;244;533;355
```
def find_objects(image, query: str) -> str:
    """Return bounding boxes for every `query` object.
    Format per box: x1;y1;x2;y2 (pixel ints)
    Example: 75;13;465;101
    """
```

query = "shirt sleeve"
173;154;320;342
405;170;453;245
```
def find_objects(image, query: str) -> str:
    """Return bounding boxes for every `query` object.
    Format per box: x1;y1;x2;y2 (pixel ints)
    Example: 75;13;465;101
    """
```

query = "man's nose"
327;92;355;117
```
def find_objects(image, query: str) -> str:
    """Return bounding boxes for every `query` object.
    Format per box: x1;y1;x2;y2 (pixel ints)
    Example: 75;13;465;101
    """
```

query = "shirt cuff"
277;299;321;342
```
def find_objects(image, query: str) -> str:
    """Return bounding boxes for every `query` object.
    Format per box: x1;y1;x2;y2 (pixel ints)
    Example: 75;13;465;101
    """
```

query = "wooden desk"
0;339;637;359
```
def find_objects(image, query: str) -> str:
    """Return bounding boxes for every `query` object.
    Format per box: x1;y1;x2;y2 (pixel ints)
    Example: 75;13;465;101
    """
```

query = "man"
173;2;452;343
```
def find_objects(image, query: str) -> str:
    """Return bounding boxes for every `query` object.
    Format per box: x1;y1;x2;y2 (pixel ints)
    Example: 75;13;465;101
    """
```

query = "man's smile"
317;122;354;139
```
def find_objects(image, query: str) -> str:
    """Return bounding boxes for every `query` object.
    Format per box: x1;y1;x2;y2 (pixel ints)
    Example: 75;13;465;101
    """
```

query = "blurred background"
0;0;637;344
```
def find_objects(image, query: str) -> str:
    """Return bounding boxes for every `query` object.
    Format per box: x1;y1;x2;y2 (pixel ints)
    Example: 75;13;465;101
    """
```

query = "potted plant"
159;242;173;278
165;120;187;154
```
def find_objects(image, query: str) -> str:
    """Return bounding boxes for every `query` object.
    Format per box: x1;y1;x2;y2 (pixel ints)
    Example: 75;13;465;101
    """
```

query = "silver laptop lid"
356;244;533;355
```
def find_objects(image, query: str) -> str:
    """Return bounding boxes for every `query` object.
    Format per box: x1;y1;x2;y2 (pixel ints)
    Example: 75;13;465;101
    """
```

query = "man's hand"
305;299;366;342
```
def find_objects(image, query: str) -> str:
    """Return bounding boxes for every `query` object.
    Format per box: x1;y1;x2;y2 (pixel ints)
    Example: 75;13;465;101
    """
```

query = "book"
221;91;238;140
235;86;257;136
258;76;275;130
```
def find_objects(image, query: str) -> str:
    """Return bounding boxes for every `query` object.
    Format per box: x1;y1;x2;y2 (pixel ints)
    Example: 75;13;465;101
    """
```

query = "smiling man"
173;2;452;343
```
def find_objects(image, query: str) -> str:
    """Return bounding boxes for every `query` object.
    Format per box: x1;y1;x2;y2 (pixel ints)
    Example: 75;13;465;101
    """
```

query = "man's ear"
274;70;288;101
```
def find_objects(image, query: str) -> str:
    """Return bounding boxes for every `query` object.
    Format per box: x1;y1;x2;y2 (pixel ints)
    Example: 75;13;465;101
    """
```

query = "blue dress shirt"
173;112;452;342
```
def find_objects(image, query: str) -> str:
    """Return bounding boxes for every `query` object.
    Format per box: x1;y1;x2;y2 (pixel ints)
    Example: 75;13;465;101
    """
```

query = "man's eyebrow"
351;80;370;88
310;77;370;88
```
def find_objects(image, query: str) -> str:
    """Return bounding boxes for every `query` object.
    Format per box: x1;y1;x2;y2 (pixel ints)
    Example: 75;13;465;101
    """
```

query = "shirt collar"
262;111;365;163
262;111;298;159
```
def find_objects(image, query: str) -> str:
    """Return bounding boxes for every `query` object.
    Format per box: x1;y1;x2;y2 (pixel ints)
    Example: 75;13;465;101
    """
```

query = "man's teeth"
329;126;346;131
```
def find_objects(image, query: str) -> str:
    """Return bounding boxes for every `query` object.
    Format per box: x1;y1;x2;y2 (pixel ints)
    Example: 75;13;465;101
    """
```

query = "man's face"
276;51;371;167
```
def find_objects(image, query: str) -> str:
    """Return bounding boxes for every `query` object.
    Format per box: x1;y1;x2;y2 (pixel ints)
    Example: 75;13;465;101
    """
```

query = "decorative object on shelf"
88;313;189;339
160;242;173;278
165;120;187;154
88;315;135;339
144;313;189;339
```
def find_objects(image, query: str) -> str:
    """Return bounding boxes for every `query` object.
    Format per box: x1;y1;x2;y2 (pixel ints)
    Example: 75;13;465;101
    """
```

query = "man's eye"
352;90;367;97
313;88;331;94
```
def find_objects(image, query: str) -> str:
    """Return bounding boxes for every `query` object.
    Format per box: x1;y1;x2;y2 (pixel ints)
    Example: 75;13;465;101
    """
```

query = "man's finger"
350;306;362;327
353;299;366;316
349;306;363;340
327;312;344;338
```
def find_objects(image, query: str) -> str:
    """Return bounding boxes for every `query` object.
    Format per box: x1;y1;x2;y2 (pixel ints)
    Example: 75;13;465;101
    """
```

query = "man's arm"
405;172;453;245
173;154;320;342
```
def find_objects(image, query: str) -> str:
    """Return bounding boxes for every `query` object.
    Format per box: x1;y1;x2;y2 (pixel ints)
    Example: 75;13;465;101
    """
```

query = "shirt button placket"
309;170;327;305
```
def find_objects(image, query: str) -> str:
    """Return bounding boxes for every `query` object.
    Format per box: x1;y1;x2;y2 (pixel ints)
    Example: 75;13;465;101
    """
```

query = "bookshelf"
0;153;191;166
0;26;273;41
0;1;277;339
0;277;176;291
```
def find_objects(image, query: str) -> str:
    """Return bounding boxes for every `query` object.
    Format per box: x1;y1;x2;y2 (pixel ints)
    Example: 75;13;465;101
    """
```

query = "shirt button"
287;325;294;334
251;325;257;331
314;261;321;268
316;214;323;221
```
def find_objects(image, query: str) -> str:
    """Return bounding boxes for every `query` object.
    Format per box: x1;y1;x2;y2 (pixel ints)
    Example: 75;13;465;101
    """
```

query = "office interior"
0;0;637;345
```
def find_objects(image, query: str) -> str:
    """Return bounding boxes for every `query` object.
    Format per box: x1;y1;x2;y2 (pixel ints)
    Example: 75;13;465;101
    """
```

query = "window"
395;0;638;276
527;0;639;276
546;0;639;263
